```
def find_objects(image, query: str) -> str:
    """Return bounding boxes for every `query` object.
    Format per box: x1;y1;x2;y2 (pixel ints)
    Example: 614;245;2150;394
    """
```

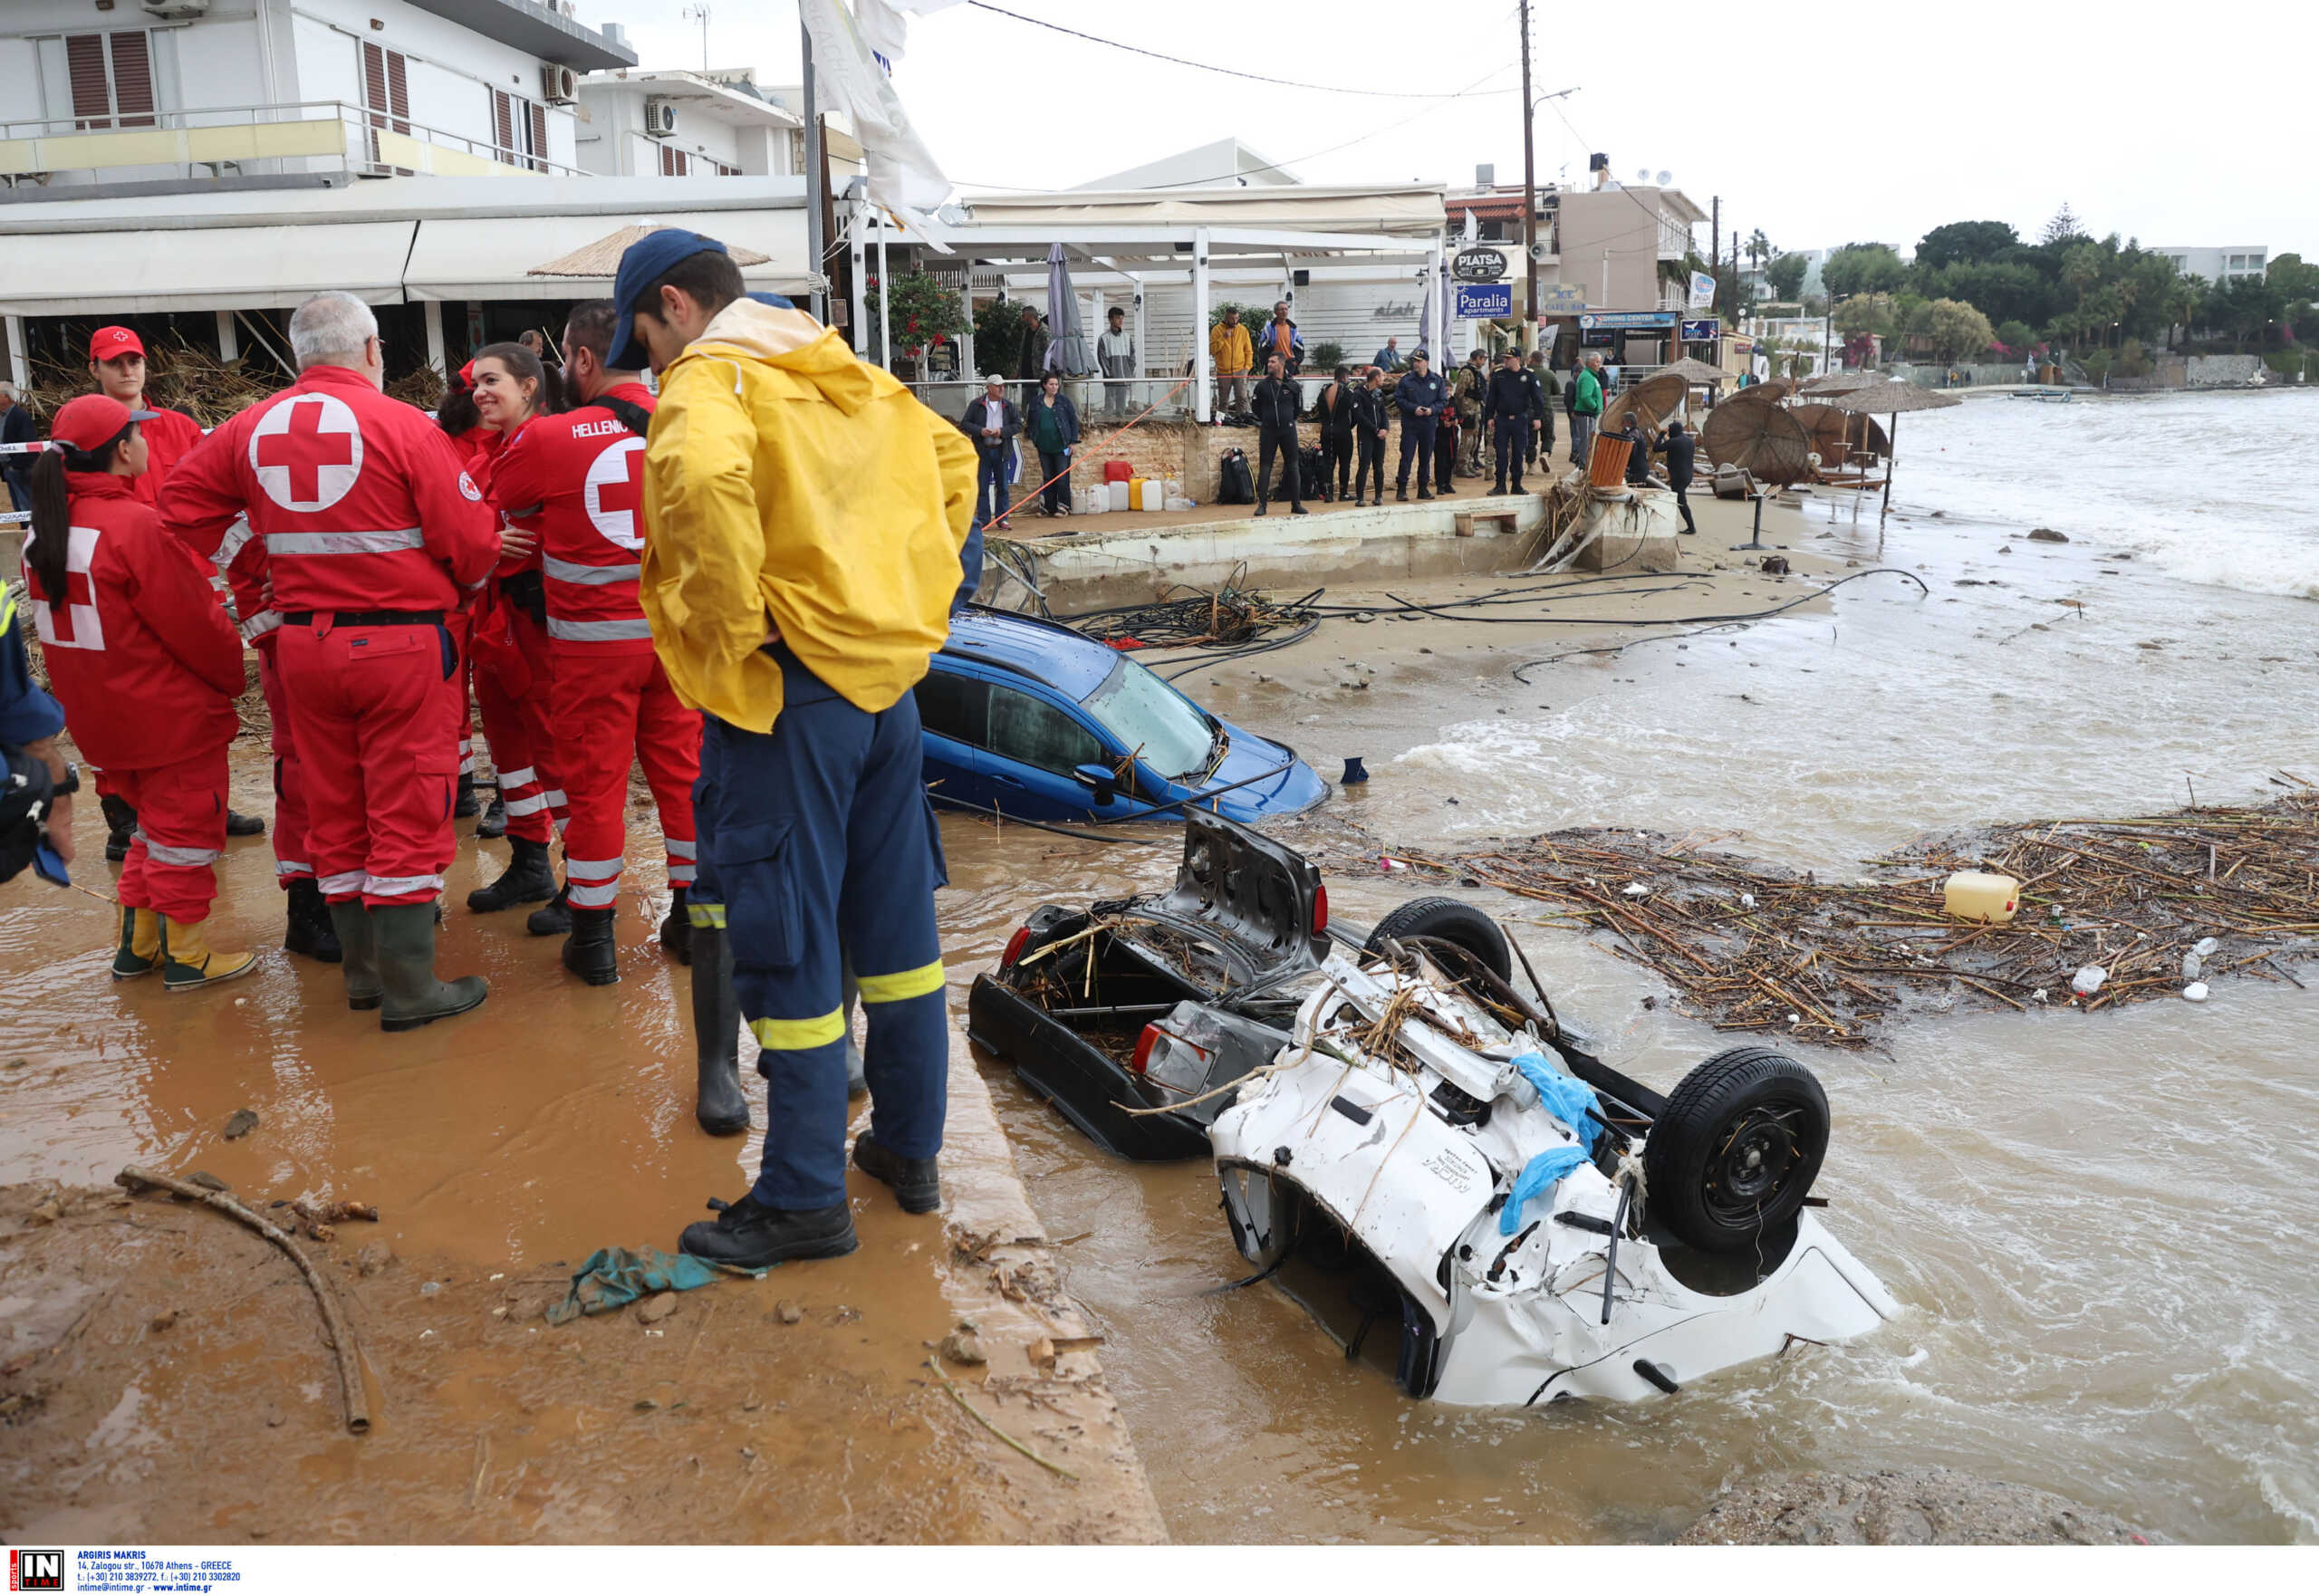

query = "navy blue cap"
609;228;731;370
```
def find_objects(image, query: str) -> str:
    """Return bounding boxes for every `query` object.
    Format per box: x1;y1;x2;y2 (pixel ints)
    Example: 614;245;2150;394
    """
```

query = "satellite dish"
1635;168;1649;181
1656;169;1671;186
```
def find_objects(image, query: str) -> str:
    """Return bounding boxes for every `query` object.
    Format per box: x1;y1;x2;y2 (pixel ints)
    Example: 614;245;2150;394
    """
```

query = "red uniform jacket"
24;473;244;770
489;382;658;652
128;406;207;510
158;364;498;613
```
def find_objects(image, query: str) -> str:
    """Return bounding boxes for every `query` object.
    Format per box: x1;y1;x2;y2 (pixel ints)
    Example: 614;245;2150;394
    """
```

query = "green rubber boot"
327;900;384;1012
371;903;487;1033
111;905;163;980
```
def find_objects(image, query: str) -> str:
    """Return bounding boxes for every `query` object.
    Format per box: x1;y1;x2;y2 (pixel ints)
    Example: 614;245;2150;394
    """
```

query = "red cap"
51;393;159;453
89;325;146;363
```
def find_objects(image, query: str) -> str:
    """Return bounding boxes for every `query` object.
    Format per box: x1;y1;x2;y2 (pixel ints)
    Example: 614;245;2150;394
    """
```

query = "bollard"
1341;757;1369;785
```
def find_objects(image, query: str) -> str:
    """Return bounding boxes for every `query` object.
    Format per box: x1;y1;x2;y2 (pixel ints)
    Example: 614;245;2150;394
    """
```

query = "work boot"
1418;486;1435;501
225;809;266;838
371;902;487;1032
328;900;383;1010
852;1131;940;1214
691;926;749;1136
476;792;507;840
281;878;342;963
1290;504;1309;515
453;773;480;820
1371;493;1384;507
111;905;162;980
561;904;619;985
1253;502;1267;518
466;836;553;913
659;888;692;965
160;917;259;992
101;793;136;863
678;1193;857;1270
526;881;573;937
1394;486;1408;503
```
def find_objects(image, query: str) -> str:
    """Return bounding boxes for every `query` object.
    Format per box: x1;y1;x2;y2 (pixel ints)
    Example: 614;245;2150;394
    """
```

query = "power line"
964;1;1519;100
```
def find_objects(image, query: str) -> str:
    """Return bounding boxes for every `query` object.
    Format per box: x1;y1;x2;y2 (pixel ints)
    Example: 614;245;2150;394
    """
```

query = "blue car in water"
918;608;1327;824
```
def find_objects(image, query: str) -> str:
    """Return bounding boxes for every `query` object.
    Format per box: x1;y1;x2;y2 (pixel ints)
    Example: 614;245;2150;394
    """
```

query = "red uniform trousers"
472;607;566;844
110;747;230;924
552;646;699;910
277;620;462;908
256;648;312;889
443;611;476;783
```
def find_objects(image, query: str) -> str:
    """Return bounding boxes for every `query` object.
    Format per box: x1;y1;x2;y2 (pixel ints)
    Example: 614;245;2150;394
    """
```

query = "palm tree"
2164;274;2201;350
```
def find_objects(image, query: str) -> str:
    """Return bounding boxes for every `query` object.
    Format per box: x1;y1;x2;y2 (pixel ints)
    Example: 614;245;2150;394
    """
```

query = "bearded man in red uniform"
159;291;501;1031
486;300;698;985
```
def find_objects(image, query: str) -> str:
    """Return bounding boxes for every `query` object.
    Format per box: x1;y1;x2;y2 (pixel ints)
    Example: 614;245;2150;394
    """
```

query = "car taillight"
1313;883;1330;936
1002;926;1033;967
1130;1024;1161;1075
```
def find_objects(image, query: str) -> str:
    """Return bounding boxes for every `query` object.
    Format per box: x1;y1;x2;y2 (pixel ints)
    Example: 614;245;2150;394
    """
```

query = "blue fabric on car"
1500;1050;1602;1235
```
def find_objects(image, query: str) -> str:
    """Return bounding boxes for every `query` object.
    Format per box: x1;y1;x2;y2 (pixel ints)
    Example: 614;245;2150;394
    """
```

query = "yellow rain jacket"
640;297;978;735
1209;319;1253;375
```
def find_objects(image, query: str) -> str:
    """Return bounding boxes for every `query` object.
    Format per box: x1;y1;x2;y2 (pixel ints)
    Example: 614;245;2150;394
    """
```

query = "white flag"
800;0;955;249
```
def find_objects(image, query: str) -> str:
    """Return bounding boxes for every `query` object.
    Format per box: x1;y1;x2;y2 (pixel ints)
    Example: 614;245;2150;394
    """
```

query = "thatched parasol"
1789;401;1890;467
1720;376;1795;408
1658;356;1730;387
1826;380;1962;516
1602;370;1689;433
1796;368;1881;397
1700;398;1815;485
527;225;771;278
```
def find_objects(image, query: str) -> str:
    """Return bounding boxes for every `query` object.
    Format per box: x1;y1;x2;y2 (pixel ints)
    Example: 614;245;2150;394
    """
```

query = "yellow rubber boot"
160;917;259;991
111;906;164;980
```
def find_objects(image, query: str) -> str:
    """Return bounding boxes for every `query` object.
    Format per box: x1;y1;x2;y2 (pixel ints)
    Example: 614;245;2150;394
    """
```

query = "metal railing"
904;376;1198;425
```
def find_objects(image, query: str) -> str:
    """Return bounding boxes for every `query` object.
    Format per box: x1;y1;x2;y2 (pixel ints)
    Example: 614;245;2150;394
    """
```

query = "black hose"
1509;567;1931;681
926;790;1168;847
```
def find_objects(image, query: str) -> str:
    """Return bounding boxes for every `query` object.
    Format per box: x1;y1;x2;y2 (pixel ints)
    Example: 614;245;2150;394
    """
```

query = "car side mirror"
1073;763;1119;805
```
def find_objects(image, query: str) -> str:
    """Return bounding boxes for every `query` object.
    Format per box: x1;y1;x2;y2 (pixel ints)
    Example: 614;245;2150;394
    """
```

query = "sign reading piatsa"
1451;246;1509;283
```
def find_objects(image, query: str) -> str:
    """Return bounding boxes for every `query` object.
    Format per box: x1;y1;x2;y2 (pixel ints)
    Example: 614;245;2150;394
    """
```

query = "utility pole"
1710;194;1720;317
802;20;825;325
1519;0;1535;350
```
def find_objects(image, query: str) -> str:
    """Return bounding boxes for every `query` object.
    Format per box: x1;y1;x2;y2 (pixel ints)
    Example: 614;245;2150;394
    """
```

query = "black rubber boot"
225;808;266;838
691;926;749;1135
326;900;383;1011
659;887;692;964
678;1194;857;1270
467;836;553;913
372;903;486;1032
526;880;573;937
852;1131;941;1214
453;773;480;820
282;878;342;963
101;792;136;862
1394;486;1408;503
476;792;507;840
561;904;619;985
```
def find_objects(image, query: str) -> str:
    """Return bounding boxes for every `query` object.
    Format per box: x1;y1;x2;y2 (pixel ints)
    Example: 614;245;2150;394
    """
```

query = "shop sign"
1452;246;1509;283
1680;318;1720;342
1456;284;1514;319
1579;311;1676;331
1536;284;1588;313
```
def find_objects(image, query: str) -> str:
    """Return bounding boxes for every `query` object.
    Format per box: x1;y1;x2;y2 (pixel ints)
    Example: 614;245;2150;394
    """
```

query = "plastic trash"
2191;937;2219;958
1621;882;1650;898
2181;951;2204;982
2182;982;2210;1003
1379;855;1408;874
1165;496;1197;512
2071;965;2107;998
1499;1053;1603;1235
1943;870;2020;924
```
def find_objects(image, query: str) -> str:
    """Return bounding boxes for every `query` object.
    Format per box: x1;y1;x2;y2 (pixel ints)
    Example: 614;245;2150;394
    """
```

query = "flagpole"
802;20;826;323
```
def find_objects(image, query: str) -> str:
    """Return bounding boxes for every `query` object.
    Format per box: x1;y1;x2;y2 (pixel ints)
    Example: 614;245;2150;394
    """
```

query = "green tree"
1916;220;2020;269
1822;243;1908;299
1832;293;1895;338
2162;274;2202;350
1746;228;1773;272
1920;260;2051;329
2040;203;2086;245
1915;298;1997;363
2267;253;2319;302
1766;252;1808;300
1994;319;2037;356
863;271;965;360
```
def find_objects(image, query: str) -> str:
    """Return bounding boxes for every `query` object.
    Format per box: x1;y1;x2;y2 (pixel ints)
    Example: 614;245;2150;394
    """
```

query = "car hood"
1186;723;1327;820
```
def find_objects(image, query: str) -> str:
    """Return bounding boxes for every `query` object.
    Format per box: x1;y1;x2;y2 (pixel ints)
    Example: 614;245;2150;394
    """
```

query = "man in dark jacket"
1249;353;1306;516
1351;367;1392;505
1651;418;1698;534
1525;352;1556;466
1313;364;1358;503
0;383;34;514
959;374;1021;531
1393;351;1447;501
1481;351;1539;495
1610;417;1652;487
1015;306;1049;410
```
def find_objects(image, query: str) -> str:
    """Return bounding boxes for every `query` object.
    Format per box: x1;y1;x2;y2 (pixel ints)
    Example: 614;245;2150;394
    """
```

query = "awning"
0;221;416;316
402;208;811;302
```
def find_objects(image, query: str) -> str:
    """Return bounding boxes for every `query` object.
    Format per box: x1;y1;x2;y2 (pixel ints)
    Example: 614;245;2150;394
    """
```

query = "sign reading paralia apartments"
1456;284;1514;319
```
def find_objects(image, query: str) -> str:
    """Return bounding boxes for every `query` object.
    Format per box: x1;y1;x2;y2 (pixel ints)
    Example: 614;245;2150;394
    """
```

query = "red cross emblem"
249;392;364;512
584;437;648;552
29;526;105;651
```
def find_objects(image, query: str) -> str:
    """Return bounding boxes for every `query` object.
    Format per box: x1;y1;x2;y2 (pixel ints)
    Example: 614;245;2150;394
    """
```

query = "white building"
1074;139;1299;191
2148;245;2269;284
575;66;852;180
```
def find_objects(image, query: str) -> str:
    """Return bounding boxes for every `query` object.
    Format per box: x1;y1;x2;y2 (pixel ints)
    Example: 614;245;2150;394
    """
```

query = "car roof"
938;605;1121;700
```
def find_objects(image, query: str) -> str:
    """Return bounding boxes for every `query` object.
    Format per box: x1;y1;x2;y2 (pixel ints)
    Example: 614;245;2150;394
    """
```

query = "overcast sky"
599;0;2302;261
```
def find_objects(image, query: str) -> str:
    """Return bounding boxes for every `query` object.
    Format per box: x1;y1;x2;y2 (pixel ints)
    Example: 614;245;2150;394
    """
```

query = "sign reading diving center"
1579;312;1676;330
1456;284;1514;319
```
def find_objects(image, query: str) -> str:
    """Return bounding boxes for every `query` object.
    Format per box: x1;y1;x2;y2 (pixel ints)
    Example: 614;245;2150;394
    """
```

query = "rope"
995;373;1195;526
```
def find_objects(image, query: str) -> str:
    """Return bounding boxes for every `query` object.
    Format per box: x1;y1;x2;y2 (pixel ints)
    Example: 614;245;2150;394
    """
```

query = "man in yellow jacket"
612;230;977;1268
1208;307;1254;421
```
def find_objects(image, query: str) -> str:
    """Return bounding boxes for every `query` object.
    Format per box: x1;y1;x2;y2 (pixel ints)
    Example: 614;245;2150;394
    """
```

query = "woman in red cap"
21;394;256;989
86;326;206;507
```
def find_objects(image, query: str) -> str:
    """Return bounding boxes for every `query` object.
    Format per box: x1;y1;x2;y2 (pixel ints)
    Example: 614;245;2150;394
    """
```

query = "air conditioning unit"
642;99;678;136
141;0;212;18
541;63;578;104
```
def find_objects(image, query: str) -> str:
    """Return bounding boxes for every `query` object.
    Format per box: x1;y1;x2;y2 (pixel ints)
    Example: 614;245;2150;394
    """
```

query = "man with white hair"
159;291;501;1031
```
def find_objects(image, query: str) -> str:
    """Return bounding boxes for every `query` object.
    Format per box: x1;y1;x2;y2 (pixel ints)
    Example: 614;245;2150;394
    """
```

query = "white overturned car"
1200;939;1898;1405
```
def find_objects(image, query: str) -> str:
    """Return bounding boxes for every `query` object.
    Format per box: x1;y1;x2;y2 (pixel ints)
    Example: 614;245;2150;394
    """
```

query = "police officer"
615;231;977;1266
1394;351;1447;501
161;291;501;1031
1482;350;1539;495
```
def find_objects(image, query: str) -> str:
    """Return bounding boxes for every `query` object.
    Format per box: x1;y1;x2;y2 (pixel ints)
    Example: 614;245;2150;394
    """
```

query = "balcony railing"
0;100;586;186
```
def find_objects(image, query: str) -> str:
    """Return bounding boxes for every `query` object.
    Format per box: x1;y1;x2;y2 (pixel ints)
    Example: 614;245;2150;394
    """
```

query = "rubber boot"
466;835;553;913
101;792;136;862
282;878;342;963
225;809;266;838
328;901;383;1011
111;905;162;980
160;917;259;991
690;926;749;1136
476;792;507;840
659;887;692;965
526;880;573;937
561;904;619;985
453;773;479;820
371;903;487;1032
852;1131;941;1214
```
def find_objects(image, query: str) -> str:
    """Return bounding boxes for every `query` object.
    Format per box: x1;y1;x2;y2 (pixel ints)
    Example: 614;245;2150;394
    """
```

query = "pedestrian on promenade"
1372;335;1402;372
0;383;34;514
1481;350;1535;495
1652;418;1698;534
1453;349;1489;476
1015;305;1048;411
1525;351;1556;467
1209;308;1254;419
1569;352;1604;466
1097;306;1136;416
1257;301;1304;375
1025;373;1079;519
960;375;1020;531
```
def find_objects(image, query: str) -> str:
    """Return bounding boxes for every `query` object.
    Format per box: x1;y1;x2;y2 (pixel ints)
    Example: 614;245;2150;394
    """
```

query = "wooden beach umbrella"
1602;370;1688;433
1826;379;1961;516
1789;401;1890;468
527;225;771;279
1720;375;1795;408
1699;397;1815;485
1796;368;1880;397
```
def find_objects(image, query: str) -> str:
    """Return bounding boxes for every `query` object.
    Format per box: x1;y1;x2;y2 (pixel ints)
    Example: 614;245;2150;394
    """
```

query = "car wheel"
1363;896;1512;982
1641;1046;1829;1255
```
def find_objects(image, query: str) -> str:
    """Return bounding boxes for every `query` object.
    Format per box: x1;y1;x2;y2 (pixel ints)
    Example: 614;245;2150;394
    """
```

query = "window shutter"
361;42;387;121
492;89;514;159
66;34;111;129
528;101;547;171
387;51;409;131
108;32;155;128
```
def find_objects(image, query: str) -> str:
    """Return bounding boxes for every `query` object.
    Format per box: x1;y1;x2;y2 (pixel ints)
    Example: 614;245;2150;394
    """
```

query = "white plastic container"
1942;870;2020;924
2072;965;2107;998
1108;480;1130;513
1082;486;1107;515
1137;478;1165;512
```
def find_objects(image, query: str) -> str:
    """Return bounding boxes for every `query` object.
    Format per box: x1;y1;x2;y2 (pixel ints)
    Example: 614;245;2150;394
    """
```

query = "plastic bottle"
2191;937;2218;958
2181;951;2204;982
2071;965;2106;998
1943;870;2021;924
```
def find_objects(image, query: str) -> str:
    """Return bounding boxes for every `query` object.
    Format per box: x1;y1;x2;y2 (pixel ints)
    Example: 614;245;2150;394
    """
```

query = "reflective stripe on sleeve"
503;793;551;817
568;879;621;908
855;958;946;1004
496;766;536;789
749;1011;849;1051
364;873;445;898
265;526;426;556
320;870;366;896
212;516;257;570
545;616;655;642
238;611;283;642
541;790;568;809
274;860;313;878
142;839;223;868
664;838;698;860
543;556;643;586
668;864;697;885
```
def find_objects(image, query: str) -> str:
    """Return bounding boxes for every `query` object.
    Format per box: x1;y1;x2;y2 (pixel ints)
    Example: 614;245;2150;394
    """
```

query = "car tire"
1642;1046;1829;1255
1364;897;1512;983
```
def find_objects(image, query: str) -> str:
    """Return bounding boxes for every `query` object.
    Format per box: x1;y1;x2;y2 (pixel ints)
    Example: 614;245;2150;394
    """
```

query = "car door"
913;664;998;809
982;678;1128;821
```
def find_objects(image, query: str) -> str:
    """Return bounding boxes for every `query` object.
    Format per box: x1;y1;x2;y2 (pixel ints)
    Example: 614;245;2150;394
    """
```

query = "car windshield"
1083;657;1216;782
